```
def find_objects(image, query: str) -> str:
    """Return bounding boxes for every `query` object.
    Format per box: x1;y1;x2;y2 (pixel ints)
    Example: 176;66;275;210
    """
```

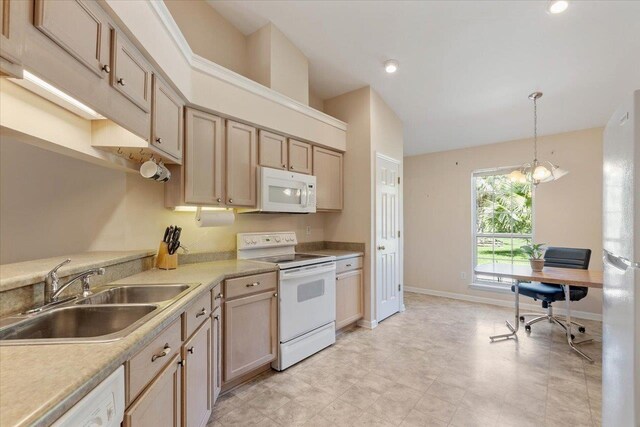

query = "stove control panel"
237;232;298;250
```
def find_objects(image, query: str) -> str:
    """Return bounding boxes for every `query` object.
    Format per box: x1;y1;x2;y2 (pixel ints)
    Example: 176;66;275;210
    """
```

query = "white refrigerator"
602;89;640;427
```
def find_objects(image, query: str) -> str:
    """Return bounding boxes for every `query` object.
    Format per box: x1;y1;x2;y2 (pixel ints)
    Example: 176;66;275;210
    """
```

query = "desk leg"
490;280;519;341
562;285;593;363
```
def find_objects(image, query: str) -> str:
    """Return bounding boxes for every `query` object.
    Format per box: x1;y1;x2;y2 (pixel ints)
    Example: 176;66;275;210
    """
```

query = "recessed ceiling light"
547;0;569;14
384;60;399;74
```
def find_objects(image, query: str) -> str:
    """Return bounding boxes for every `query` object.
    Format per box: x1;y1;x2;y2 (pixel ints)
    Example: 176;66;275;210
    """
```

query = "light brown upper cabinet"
0;0;26;76
258;130;288;170
182;319;212;427
151;75;183;162
313;146;344;211
33;0;110;78
226;120;257;207
288;139;313;174
111;29;152;113
183;108;224;205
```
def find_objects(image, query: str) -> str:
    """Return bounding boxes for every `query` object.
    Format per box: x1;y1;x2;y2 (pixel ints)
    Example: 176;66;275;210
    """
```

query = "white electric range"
237;232;336;370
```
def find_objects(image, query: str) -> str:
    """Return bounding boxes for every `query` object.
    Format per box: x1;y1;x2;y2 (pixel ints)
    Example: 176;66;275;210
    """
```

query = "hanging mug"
140;160;171;182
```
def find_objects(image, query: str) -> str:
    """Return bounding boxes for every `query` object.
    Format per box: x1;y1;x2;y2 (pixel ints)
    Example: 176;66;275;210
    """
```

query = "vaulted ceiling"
210;1;640;155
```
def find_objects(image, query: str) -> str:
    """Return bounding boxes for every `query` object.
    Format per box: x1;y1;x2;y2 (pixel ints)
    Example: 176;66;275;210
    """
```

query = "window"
472;168;534;287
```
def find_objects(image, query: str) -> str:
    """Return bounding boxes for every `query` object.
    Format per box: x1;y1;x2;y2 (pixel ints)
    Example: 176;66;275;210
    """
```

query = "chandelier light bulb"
533;165;552;181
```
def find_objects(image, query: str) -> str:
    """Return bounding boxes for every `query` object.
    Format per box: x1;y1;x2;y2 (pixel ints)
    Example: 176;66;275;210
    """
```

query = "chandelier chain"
533;96;538;162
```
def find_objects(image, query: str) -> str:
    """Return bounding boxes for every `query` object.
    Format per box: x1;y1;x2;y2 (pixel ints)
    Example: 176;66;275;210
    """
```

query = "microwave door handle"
305;185;311;208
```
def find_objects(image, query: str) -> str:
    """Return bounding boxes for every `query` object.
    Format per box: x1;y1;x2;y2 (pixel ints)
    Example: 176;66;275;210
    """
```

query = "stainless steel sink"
0;305;157;343
0;283;199;345
77;285;191;305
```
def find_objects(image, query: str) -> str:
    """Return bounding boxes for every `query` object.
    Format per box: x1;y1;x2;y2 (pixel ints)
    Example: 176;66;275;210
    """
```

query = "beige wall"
404;127;603;316
0;138;326;264
308;90;324;112
246;24;309;105
164;0;247;76
324;87;404;324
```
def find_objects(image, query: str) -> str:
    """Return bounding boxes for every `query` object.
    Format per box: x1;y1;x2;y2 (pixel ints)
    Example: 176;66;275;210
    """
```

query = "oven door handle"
281;263;336;279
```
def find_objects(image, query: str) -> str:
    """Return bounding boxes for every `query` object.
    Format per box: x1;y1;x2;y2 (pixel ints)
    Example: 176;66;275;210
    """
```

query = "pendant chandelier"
508;92;569;186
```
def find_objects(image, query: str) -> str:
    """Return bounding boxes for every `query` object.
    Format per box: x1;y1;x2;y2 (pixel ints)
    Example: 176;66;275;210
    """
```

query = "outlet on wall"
306;225;311;236
460;271;467;280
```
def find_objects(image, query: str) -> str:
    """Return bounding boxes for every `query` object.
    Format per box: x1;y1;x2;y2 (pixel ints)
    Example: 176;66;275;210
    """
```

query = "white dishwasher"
52;366;125;427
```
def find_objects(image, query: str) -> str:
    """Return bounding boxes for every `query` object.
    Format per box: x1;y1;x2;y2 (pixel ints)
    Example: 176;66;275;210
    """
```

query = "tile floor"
208;292;602;427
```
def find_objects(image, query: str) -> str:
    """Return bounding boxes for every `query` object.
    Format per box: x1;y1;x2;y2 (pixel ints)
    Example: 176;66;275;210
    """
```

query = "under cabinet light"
11;70;106;120
172;206;228;212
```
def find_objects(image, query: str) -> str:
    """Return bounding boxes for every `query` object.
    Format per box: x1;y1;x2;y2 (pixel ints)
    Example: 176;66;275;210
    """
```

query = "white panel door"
376;155;400;322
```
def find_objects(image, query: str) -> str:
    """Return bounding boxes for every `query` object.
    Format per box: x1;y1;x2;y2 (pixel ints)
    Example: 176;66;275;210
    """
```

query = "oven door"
259;167;316;213
279;262;336;343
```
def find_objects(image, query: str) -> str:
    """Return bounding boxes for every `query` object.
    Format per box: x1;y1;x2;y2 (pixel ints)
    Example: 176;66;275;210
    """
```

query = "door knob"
377;245;386;250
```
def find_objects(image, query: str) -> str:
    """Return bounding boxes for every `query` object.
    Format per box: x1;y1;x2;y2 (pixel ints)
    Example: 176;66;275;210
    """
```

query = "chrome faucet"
44;259;105;303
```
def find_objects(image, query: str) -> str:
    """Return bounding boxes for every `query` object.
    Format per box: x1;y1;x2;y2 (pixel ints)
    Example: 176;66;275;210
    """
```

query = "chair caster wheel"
525;325;531;332
578;327;586;333
519;316;525;322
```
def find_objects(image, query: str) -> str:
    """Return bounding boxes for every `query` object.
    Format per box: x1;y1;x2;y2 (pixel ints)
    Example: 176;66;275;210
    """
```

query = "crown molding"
147;1;347;132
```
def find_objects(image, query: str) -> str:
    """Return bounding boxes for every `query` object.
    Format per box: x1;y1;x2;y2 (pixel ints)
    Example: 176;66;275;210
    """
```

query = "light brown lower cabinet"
124;354;182;427
182;319;212;427
223;289;277;383
336;260;364;330
212;306;222;403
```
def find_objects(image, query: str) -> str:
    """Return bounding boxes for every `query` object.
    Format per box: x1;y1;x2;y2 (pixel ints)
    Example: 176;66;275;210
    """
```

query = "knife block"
156;241;178;270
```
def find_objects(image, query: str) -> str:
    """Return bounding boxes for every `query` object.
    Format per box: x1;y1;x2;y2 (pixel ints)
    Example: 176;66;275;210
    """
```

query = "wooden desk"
474;263;603;362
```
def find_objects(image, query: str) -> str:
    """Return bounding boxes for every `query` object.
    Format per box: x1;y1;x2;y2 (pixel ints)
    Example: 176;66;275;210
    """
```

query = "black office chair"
512;247;591;338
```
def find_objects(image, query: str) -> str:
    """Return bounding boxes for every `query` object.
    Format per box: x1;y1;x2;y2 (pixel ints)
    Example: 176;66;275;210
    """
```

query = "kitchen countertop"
0;259;277;427
0;250;155;292
305;249;364;260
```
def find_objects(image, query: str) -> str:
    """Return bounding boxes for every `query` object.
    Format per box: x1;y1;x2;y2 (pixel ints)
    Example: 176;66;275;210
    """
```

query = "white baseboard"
404;286;602;322
357;319;378;329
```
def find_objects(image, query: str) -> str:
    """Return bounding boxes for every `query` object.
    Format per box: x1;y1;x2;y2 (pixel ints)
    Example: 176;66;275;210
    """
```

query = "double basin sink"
0;284;196;345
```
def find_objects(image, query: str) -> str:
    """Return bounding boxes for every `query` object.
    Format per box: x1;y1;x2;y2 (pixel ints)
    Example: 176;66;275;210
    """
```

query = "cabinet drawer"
127;317;182;404
225;272;277;300
336;256;363;274
212;283;223;309
111;29;152;113
183;290;212;340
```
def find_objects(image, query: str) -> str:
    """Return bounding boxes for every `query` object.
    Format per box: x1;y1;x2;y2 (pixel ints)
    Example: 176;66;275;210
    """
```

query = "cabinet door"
33;0;108;77
0;0;25;68
212;307;222;404
184;108;224;205
225;120;257;207
336;269;363;329
151;75;184;162
124;354;182;427
258;130;287;170
288;139;313;174
111;29;152;112
183;319;212;427
313;146;344;211
224;291;277;382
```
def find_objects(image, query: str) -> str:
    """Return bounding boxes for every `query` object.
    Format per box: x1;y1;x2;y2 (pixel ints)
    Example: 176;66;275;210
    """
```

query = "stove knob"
252;238;257;244
244;237;251;244
275;236;281;242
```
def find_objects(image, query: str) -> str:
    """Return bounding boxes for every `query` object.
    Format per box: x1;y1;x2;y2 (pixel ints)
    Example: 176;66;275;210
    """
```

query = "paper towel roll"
195;210;235;227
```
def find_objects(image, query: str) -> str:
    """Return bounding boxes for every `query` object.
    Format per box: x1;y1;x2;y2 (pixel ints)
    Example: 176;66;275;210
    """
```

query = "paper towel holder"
195;206;234;224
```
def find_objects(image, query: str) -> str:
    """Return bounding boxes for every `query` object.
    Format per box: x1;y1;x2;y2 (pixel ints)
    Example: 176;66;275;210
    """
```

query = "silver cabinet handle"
214;314;220;320
377;245;386;250
151;344;171;362
290;165;294;170
273;293;278;298
345;264;352;267
282;164;287;168
195;307;207;317
215;292;223;300
117;77;125;86
216;197;222;203
246;282;260;287
102;64;111;74
228;198;233;204
156;137;162;144
187;346;194;354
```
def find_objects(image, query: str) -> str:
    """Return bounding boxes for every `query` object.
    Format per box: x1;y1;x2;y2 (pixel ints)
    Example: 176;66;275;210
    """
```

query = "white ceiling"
210;1;640;155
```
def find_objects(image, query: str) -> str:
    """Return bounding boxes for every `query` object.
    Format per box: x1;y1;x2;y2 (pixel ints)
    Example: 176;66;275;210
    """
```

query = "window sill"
469;282;513;294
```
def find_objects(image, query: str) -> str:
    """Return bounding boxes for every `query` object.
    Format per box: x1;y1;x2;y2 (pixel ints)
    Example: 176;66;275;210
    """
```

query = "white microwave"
241;167;316;213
